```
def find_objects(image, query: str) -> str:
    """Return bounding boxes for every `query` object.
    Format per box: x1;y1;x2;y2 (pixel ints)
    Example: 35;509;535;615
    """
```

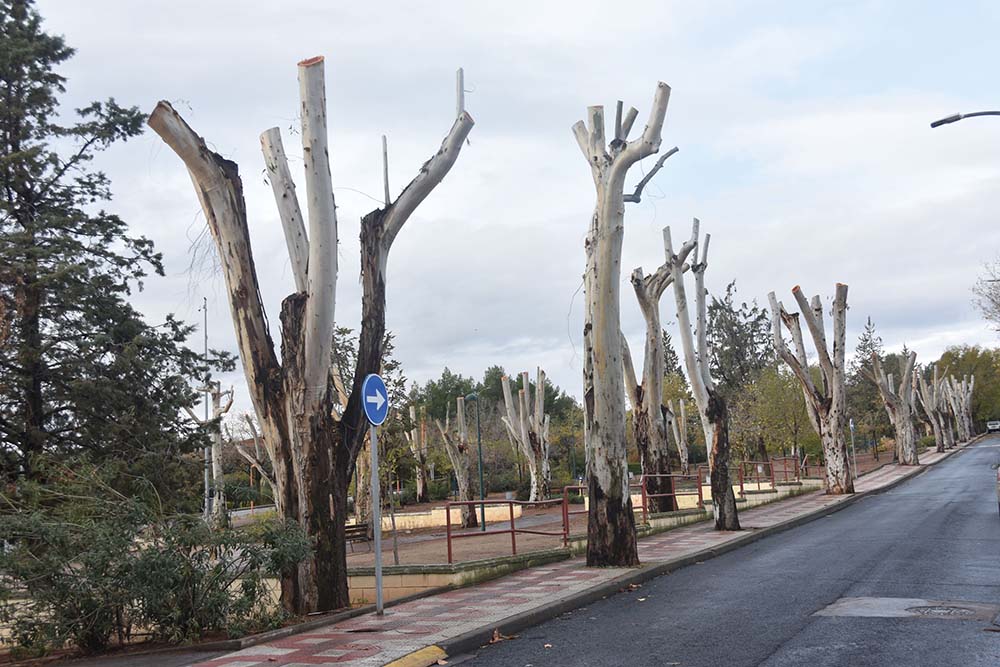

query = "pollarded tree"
768;285;853;494
574;84;671;566
665;220;740;530
148;58;473;613
666;399;690;473
404;405;430;504
501;369;551;502
234;413;278;512
435;398;478;528
621;255;686;513
915;364;950;453
869;351;919;465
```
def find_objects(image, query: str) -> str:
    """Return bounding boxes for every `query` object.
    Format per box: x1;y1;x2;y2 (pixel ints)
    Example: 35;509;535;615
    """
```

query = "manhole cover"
907;605;977;618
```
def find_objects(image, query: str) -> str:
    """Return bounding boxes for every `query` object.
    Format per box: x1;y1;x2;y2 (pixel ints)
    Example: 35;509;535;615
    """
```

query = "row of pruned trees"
573;80;981;569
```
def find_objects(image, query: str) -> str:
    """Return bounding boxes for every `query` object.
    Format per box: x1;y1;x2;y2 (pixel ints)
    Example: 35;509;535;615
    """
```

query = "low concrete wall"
347;548;569;605
354;503;523;532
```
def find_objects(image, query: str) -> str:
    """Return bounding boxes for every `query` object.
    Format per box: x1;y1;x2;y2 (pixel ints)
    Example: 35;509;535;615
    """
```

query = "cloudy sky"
36;0;1000;412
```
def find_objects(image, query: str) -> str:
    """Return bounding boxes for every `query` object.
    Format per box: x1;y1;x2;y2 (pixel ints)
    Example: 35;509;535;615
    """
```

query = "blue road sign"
362;374;389;426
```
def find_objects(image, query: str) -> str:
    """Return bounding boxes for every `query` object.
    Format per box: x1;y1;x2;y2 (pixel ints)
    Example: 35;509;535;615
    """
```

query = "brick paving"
194;447;958;667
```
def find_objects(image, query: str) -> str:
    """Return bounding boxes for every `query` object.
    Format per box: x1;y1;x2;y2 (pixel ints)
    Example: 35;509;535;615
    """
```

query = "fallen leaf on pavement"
544;644;552;648
638;597;647;602
490;629;517;643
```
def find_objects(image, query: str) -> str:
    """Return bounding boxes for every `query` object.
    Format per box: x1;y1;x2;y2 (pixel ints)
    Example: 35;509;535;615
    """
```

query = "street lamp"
930;110;1000;129
464;392;486;530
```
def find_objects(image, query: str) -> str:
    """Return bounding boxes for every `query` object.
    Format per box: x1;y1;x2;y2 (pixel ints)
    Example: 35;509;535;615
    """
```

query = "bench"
346;523;371;552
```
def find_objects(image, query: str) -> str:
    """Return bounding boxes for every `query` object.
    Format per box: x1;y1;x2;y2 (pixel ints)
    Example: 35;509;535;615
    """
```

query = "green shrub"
428;478;452;501
0;468;311;655
132;516;310;642
918;434;937;449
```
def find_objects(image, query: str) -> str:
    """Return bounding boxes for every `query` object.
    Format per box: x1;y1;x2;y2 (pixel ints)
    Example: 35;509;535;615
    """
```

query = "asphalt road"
467;438;1000;667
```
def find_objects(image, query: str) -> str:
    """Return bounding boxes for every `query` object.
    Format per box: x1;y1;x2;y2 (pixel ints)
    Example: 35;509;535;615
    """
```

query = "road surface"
468;437;1000;666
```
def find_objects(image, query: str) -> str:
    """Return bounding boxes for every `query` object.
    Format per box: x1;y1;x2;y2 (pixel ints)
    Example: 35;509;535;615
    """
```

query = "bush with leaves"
0;464;311;656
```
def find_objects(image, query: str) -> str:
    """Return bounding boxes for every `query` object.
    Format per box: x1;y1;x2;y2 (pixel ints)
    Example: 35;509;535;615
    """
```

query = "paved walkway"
194;448;957;667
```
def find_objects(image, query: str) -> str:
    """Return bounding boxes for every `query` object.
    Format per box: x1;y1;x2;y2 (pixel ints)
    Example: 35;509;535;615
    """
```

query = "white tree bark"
768;284;854;494
915;364;947;453
622;252;684;512
435;399;477;528
403;404;430;503
148;57;473;614
665;220;740;528
501;369;551;502
869;350;919;465
574;82;671;565
668;399;690;474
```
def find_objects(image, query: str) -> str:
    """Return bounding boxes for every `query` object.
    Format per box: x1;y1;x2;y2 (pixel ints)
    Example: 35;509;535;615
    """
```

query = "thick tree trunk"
707;392;740;530
669;399;690;474
665;221;740;527
769;285;854;494
436;403;478;529
574;86;671;566
501;370;551;502
148;58;473;615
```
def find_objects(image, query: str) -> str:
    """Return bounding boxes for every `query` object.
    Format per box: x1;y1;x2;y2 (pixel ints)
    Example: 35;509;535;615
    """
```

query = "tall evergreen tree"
847;316;889;450
0;0;208;495
706;281;772;396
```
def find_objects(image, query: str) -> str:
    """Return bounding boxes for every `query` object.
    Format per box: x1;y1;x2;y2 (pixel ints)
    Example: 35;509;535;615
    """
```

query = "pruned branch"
260;127;309;292
623;146;678;203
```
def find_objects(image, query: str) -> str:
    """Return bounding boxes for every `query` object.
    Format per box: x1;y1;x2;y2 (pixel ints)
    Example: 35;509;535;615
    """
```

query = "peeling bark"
436;401;478;528
665;220;740;529
147;58;473;614
768;285;854;494
574;83;671;566
869;351;919;465
404;405;430;503
501;369;551;501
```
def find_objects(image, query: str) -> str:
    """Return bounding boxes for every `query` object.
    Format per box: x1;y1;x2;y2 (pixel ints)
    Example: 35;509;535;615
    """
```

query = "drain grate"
907;605;978;618
815;597;1000;622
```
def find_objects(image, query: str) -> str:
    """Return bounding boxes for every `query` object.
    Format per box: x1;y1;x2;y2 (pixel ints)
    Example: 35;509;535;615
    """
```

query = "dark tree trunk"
586;473;639;567
707;391;740;531
633;398;677;514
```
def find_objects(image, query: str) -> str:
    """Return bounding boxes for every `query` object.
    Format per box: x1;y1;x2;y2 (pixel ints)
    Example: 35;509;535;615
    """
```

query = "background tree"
846;317;889;458
501;369;551;501
769;285;854;494
868;350;919;465
707;281;772;396
0;0;209;505
665;220;740;530
622;254;685;513
435;398;477;528
937;345;998;432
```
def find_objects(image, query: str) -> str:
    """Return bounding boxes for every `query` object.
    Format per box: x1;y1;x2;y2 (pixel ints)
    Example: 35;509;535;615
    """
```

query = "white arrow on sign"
366;389;386;411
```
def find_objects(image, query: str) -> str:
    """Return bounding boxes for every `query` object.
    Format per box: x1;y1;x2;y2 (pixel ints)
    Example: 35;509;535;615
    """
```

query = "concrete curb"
431;438;981;661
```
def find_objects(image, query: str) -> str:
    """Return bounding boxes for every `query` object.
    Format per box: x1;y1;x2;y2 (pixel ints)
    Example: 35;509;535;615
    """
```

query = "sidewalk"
193;446;965;667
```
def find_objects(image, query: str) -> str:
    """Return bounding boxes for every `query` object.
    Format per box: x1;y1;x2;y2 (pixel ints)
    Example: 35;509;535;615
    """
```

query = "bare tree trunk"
665;221;740;529
869;351;919;465
574;85;671;565
916;364;946;453
501;369;551;501
668;399;690;474
436;402;478;529
405;405;430;503
769;285;854;494
148;58;473;614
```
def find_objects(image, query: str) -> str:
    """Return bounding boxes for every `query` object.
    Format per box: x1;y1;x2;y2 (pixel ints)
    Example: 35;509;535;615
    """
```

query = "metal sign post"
849;418;858;480
362;374;390;616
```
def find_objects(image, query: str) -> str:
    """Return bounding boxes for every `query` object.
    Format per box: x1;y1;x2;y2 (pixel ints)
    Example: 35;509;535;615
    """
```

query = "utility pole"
202;297;211;521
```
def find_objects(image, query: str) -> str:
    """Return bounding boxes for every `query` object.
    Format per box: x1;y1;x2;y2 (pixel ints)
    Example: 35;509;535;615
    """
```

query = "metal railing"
738;460;773;492
444;498;566;563
770;456;799;484
638;473;703;522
